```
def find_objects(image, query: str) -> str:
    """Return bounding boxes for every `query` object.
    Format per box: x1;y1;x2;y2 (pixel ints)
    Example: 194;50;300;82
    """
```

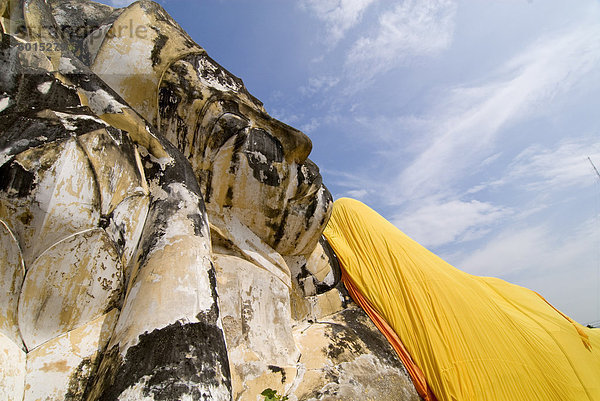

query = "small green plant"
260;388;289;401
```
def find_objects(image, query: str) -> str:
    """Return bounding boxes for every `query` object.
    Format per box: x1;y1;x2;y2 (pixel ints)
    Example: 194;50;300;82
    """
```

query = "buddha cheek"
231;160;290;243
206;128;330;255
206;141;290;244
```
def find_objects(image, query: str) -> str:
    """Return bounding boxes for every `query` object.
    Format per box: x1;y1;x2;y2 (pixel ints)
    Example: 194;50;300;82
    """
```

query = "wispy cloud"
299;118;320;134
345;0;456;83
506;141;600;191
300;0;377;45
337;10;600;256
268;108;301;126
393;199;510;247
323;168;382;202
396;18;600;201
300;75;341;96
345;189;369;200
457;225;551;277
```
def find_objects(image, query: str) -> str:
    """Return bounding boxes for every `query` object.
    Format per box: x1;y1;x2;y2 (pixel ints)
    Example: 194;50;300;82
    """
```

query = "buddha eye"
245;128;283;163
243;128;284;187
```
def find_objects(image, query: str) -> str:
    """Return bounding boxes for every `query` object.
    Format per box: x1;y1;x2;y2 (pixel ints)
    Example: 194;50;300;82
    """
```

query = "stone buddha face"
156;53;333;257
78;0;332;257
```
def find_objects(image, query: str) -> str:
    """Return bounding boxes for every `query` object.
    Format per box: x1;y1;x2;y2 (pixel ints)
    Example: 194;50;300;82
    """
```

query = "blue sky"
101;0;600;326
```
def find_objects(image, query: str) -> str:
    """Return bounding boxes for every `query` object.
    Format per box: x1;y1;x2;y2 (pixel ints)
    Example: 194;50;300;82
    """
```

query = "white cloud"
268;108;301;126
299;118;320;134
396;17;600;201
300;75;341;96
457;220;596;279
345;188;369;199
323;168;382;202
457;226;550;277
393;199;509;247
507;141;600;191
354;114;433;152
345;0;456;83
301;0;377;45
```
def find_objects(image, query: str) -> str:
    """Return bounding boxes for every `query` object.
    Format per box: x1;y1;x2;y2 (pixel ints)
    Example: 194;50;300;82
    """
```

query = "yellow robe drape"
324;198;600;401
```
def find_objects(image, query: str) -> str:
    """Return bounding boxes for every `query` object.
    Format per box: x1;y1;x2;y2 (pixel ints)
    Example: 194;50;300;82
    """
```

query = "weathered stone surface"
0;220;25;349
24;309;118;401
89;1;200;125
293;308;421;401
18;229;122;351
0;1;422;400
214;253;300;399
0;1;232;397
1;138;101;268
0;331;26;400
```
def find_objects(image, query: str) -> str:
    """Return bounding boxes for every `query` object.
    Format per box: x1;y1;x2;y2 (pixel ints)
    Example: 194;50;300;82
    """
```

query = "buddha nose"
268;117;312;164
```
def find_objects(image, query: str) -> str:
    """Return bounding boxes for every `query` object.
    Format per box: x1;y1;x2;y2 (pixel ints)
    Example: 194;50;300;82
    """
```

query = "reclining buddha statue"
0;1;420;400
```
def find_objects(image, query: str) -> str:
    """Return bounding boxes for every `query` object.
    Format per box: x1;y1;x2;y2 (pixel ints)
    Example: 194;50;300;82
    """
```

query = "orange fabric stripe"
341;268;439;401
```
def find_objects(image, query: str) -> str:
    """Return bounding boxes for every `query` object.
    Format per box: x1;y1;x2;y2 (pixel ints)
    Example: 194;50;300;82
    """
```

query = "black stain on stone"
136;184;207;271
318;307;413;375
0;33;21;95
150;28;168;67
271;208;289;250
336;308;406;368
208;112;248;153
132;126;210;272
95;321;231;401
175;114;189;154
98;214;111;230
314;236;342;295
166;61;196;103
203;169;213;203
228;131;247;175
224;186;234;208
0;161;36;198
303;196;318;231
244;128;283;187
158;83;181;123
325;321;364;361
296;159;320;191
196;262;221;322
267;365;287;384
187;212;206;236
65;357;96;401
0;110;105;161
11;70;81;112
292;240;340;296
294;262;315;297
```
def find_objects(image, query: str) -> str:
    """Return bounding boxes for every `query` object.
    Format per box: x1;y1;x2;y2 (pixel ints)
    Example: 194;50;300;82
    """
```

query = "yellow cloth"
324;198;600;401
